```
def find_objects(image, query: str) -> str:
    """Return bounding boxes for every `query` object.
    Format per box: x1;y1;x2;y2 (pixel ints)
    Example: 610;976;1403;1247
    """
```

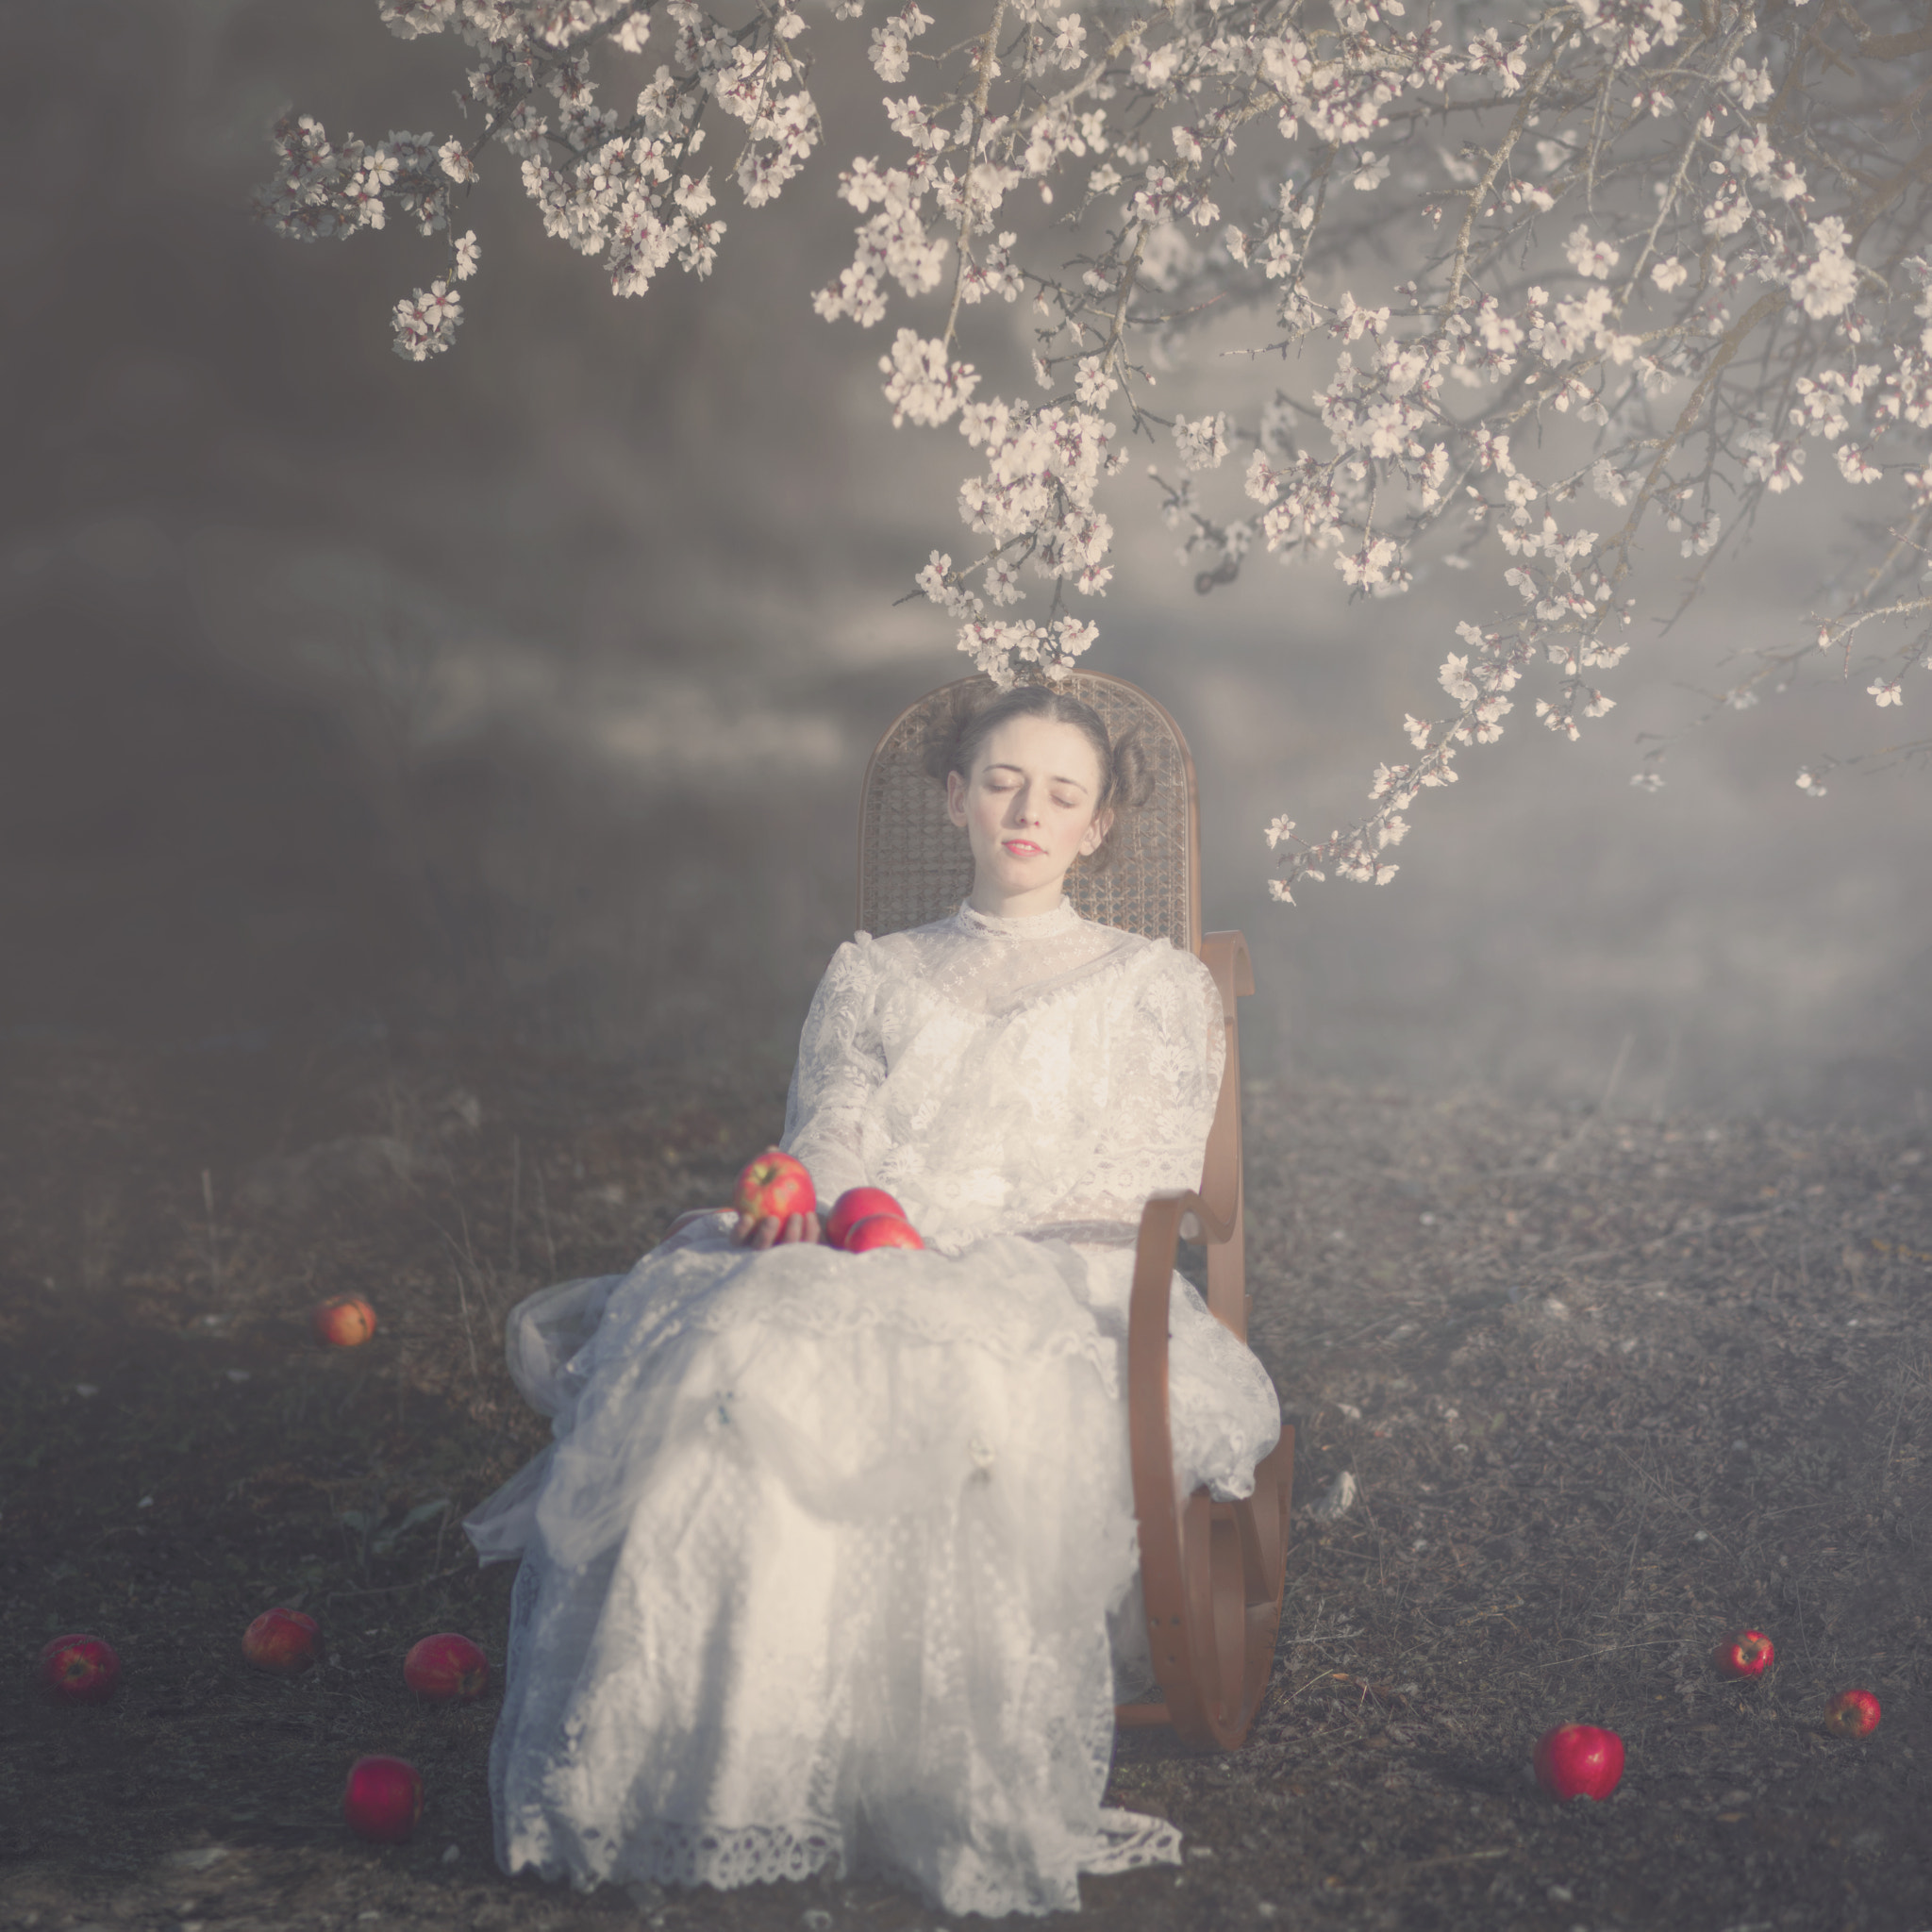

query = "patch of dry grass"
2;1039;1928;1931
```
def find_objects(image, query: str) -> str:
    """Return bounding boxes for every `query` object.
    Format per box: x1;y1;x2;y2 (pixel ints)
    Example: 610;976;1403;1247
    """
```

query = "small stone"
166;1847;228;1872
1308;1471;1357;1521
441;1843;460;1864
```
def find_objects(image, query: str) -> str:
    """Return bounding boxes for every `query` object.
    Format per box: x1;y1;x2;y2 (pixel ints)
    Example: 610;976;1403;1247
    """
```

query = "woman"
463;683;1281;1917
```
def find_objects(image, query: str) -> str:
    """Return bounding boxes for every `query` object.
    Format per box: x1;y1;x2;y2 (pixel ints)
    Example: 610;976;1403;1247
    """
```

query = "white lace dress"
462;898;1282;1918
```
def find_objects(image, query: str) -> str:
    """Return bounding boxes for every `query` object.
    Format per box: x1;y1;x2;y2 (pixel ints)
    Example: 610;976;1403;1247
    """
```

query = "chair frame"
679;672;1293;1754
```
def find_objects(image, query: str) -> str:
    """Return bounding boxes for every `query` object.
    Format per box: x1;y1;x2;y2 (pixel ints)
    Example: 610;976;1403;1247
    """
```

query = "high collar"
954;895;1082;938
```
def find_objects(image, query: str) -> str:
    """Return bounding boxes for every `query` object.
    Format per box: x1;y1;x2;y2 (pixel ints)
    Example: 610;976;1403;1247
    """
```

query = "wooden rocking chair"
858;672;1294;1753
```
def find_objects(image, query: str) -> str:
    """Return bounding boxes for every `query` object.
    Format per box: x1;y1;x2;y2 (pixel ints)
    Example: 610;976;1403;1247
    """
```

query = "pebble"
165;1848;228;1873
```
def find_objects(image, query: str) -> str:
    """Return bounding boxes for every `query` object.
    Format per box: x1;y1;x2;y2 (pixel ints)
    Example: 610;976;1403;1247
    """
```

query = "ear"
1077;807;1115;856
945;769;968;827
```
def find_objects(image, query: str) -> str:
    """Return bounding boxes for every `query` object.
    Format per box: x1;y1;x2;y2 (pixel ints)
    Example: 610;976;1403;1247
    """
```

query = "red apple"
1713;1628;1774;1679
311;1294;377;1347
1533;1724;1624;1802
824;1186;908;1249
733;1149;816;1224
38;1633;120;1705
844;1213;924;1253
1823;1688;1881;1739
242;1606;321;1674
342;1755;424;1843
404;1632;489;1703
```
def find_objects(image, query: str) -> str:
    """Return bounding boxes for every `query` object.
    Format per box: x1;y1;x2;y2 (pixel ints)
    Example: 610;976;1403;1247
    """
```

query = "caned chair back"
857;673;1203;951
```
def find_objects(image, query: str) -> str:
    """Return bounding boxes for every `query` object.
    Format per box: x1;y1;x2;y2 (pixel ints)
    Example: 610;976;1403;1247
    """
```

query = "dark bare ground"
3;1031;1929;1932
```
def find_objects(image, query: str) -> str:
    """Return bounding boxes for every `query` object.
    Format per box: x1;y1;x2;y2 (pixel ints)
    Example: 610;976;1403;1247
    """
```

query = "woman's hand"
732;1209;824;1249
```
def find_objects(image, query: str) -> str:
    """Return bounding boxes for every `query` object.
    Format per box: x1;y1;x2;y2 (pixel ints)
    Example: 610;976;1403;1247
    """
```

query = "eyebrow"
982;762;1090;792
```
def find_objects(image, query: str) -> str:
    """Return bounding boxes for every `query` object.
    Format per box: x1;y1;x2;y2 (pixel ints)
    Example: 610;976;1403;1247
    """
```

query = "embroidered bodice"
780;898;1224;1250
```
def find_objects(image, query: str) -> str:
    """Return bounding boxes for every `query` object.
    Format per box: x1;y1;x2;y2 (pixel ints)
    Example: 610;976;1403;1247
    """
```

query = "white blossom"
391;279;462;359
1173;413;1230;471
879;329;978;427
262;0;1932;909
1564;225;1619;279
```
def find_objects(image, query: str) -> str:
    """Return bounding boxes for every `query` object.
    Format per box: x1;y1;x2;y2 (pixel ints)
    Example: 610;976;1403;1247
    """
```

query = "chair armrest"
1125;1189;1211;1668
1196;931;1251;1339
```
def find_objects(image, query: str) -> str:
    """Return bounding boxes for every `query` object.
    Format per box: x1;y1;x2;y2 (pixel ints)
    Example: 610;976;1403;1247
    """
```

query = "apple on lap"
731;1158;927;1252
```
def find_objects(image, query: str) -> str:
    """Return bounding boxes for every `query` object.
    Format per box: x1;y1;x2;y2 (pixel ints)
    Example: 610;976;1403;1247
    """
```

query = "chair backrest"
858;672;1204;953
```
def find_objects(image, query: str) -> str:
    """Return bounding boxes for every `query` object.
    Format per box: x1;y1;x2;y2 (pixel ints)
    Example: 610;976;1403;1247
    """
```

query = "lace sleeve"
1053;946;1226;1224
778;936;885;1205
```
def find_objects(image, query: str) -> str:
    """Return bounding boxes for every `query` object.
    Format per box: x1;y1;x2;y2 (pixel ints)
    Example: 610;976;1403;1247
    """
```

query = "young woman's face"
945;715;1113;906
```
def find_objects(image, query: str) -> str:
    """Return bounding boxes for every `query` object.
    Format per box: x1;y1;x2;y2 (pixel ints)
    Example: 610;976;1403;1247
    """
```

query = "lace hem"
501;1808;1182;1913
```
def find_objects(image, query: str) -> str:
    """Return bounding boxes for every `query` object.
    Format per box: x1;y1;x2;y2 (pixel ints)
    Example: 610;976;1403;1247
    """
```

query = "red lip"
1002;840;1043;856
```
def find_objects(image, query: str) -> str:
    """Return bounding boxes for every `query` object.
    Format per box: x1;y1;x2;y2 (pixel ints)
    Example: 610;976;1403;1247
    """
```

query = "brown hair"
919;680;1153;874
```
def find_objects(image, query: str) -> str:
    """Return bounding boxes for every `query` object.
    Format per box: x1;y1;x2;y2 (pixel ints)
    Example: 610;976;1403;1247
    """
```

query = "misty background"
8;0;1930;1128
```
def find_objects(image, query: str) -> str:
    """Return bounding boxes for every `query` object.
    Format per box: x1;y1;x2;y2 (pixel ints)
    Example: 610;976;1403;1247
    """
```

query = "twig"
453;1261;482;1391
941;0;1010;354
1440;36;1567;319
534;1160;558;1277
509;1132;521;1279
324;1559;474;1601
1538;1029;1636;1172
200;1169;221;1294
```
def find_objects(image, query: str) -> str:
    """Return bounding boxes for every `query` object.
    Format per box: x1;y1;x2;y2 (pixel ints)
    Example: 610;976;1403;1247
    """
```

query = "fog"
8;0;1929;1126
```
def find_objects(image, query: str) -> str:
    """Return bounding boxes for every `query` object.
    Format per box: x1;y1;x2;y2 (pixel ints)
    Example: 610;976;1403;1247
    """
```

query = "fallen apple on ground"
404;1633;489;1702
1533;1724;1624;1802
824;1186;908;1249
844;1213;924;1253
38;1633;120;1704
1823;1688;1881;1738
342;1755;424;1843
1712;1628;1774;1679
311;1294;377;1347
242;1607;321;1674
733;1149;816;1224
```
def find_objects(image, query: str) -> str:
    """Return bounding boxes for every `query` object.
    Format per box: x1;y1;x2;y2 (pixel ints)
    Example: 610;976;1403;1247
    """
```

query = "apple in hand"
1713;1628;1774;1679
343;1755;425;1843
1823;1688;1881;1738
404;1633;489;1702
824;1186;908;1250
733;1150;816;1224
845;1213;924;1253
1533;1724;1624;1802
311;1295;377;1347
39;1633;121;1704
242;1607;321;1674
